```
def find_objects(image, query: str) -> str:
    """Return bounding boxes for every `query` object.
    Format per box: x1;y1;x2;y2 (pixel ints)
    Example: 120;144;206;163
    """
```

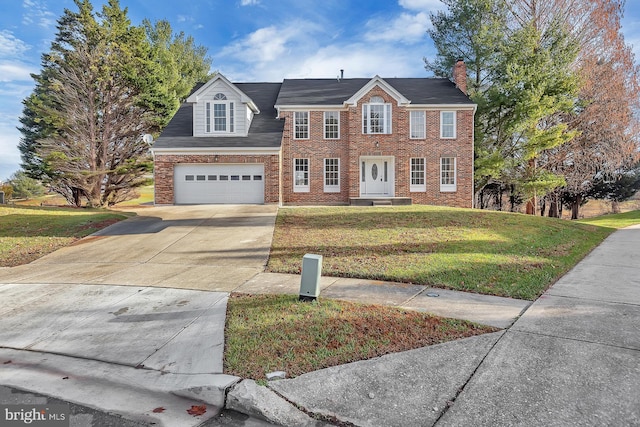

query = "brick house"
152;62;476;207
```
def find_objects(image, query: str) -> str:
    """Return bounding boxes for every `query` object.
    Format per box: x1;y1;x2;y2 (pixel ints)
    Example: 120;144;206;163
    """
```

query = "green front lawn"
0;205;129;267
224;294;496;380
268;205;629;300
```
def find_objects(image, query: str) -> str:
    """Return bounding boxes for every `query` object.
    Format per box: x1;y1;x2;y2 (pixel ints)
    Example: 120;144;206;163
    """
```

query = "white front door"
360;157;393;197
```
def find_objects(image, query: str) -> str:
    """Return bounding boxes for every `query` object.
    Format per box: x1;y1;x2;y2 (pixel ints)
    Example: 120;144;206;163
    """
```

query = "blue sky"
1;0;639;180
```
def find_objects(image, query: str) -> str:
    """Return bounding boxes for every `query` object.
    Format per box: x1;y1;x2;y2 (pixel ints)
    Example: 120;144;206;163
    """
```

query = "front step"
350;197;412;206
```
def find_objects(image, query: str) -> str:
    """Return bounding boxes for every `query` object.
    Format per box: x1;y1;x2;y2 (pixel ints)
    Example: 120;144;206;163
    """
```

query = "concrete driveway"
0;204;278;291
0;204;277;426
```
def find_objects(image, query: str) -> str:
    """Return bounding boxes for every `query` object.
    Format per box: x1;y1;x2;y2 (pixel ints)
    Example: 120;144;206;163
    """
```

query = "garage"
174;164;264;204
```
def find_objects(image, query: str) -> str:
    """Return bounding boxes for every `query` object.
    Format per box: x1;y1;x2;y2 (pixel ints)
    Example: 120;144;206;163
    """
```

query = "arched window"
363;96;391;134
205;93;234;133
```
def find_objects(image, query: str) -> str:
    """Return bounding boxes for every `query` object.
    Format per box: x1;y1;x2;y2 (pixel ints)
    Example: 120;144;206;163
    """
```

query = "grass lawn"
114;185;154;207
267;205;636;300
0;205;129;267
13;184;154;208
577;209;640;229
13;194;69;206
224;294;496;380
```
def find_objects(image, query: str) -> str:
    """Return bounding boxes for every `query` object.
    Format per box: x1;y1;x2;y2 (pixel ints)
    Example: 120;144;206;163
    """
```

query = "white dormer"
187;74;260;137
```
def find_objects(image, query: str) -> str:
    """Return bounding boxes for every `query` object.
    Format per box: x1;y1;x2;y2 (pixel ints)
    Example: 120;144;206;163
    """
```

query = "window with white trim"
324;111;340;139
440;111;456;138
410;111;426;139
294;158;309;192
324;158;340;192
363;96;391;134
410;158;426;192
213;103;226;131
440;157;457;192
205;103;211;133
294;111;309;139
206;93;235;133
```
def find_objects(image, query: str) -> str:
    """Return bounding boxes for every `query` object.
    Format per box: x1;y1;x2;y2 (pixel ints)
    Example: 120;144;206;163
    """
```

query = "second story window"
206;93;234;133
363;96;391;134
410;111;426;139
294;111;309;139
440;111;456;139
324;111;339;139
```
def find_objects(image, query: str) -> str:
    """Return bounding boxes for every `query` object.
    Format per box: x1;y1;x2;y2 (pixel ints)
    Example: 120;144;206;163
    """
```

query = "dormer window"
363;96;391;134
206;93;235;133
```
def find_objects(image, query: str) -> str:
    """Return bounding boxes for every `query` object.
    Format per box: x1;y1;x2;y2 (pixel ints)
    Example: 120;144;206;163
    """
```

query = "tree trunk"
558;202;563;218
525;198;536;215
72;187;82;207
509;184;517;212
548;196;559;218
540;197;546;216
611;200;621;214
571;195;582;220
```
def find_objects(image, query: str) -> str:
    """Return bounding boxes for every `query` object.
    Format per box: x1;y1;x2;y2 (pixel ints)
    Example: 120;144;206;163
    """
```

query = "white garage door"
174;164;264;204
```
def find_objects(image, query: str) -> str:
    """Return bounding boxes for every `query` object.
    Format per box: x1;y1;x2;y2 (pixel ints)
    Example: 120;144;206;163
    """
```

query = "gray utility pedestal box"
299;254;323;301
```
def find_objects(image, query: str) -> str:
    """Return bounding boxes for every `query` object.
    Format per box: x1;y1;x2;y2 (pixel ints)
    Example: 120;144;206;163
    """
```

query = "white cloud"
0;62;37;82
218;21;324;68
364;12;430;44
0;126;23;180
399;0;443;12
363;0;445;45
217;33;426;82
291;44;421;78
22;0;56;29
240;0;260;5
0;30;31;58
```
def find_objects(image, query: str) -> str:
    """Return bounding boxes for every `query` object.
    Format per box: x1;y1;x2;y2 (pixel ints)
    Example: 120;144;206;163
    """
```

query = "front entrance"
360;157;394;197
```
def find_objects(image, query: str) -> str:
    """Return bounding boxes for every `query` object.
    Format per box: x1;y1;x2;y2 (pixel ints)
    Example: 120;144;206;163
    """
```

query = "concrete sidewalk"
0;283;240;426
231;225;640;426
236;273;531;329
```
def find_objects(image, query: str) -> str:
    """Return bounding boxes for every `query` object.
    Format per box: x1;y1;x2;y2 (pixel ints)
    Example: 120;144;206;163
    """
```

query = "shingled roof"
153;77;473;150
153;82;284;149
275;77;472;106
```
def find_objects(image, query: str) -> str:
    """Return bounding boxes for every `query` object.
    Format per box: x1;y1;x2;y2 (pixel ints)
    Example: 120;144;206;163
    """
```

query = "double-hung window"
440;111;456;138
410;158;426;192
410;111;426;139
324;158;340;192
324;111;340;139
294;111;309;139
440;157;457;192
363;96;391;134
206;93;234;133
294;158;309;192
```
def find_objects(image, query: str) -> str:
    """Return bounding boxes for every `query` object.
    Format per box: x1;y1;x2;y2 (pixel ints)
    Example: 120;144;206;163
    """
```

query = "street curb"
225;379;318;426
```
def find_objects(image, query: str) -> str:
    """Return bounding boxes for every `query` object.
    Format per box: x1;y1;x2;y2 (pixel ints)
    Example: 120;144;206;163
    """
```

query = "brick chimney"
453;58;467;95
